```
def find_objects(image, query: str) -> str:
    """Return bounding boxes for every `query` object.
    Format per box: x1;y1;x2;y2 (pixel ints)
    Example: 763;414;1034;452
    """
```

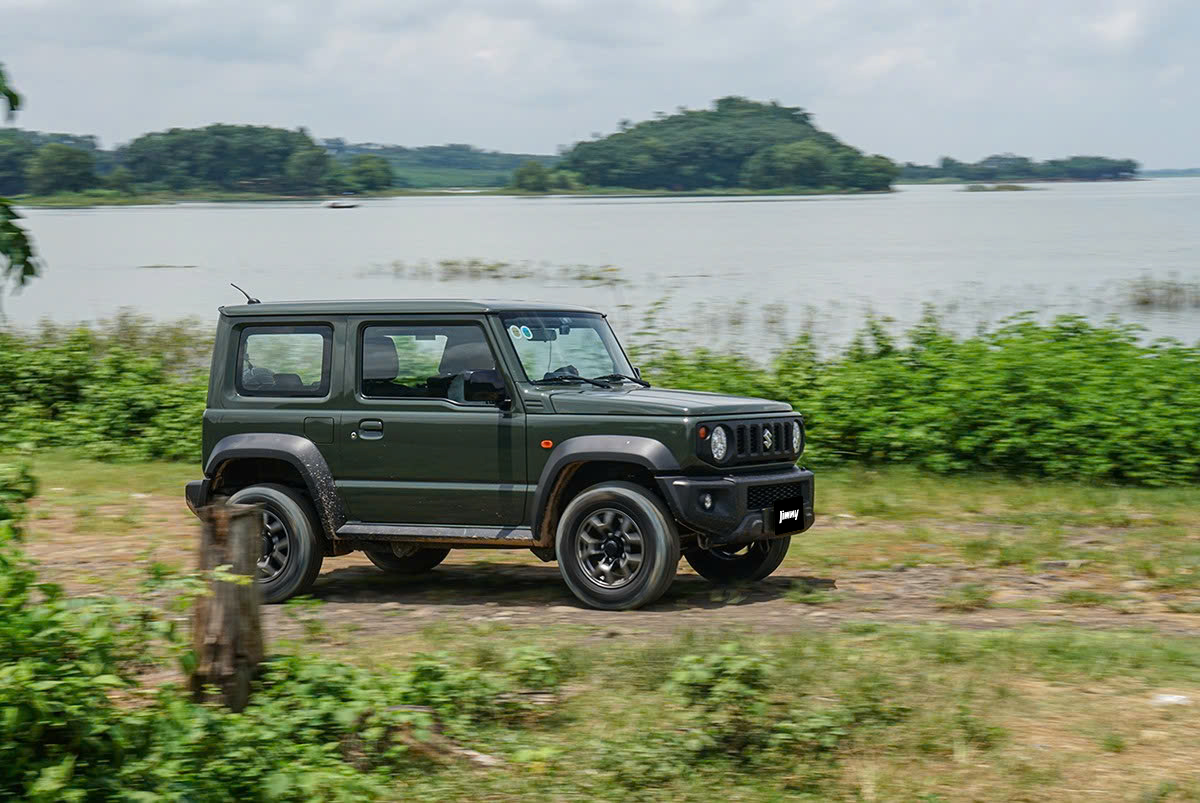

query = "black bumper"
656;466;815;547
185;479;211;516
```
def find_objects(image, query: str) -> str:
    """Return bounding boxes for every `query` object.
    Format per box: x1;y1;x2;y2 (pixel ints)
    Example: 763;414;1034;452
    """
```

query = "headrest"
363;335;399;381
439;339;496;375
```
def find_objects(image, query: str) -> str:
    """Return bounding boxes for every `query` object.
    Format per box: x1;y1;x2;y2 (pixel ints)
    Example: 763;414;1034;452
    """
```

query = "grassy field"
16;452;1200;800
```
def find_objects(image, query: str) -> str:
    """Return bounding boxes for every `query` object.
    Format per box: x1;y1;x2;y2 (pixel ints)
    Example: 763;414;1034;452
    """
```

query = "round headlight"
792;420;802;453
710;425;729;462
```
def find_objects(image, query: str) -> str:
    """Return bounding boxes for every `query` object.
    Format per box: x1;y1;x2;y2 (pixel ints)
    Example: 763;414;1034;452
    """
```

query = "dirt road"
24;492;1200;643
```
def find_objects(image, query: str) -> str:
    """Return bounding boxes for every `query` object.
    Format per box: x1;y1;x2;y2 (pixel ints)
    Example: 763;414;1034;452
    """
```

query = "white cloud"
0;0;1196;166
1090;7;1142;46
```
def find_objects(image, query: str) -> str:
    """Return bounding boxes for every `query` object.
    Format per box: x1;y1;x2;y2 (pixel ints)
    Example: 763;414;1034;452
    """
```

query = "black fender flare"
204;433;345;539
531;435;680;537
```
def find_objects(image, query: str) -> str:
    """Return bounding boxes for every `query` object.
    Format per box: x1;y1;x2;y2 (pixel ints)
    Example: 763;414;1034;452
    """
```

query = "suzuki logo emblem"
762;428;774;450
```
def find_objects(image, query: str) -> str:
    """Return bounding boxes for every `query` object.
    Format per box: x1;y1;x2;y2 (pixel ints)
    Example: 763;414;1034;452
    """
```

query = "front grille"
747;482;806;510
733;420;791;460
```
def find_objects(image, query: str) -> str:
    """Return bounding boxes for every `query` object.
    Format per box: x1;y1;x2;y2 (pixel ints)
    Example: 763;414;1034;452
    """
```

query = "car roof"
219;298;604;317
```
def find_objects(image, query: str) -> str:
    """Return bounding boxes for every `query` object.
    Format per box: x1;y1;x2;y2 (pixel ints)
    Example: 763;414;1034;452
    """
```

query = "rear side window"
236;325;332;397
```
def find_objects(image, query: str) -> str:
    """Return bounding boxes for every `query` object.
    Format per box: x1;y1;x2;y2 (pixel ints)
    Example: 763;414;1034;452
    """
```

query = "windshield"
501;312;633;382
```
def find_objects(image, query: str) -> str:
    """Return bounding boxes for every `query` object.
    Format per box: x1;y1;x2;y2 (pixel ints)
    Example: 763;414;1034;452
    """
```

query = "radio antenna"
230;283;260;304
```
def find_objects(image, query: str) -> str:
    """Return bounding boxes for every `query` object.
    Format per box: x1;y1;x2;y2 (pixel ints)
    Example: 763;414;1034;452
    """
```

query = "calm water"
9;179;1200;352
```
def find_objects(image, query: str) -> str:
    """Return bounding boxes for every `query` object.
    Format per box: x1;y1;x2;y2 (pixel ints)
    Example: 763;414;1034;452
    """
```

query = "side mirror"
463;370;510;407
632;366;642;379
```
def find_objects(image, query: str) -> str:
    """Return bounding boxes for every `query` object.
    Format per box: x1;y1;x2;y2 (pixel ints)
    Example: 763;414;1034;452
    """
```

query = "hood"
545;385;792;417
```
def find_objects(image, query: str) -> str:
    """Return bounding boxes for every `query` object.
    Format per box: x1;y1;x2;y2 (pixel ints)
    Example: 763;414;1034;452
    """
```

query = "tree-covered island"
0;96;1147;204
543;97;899;193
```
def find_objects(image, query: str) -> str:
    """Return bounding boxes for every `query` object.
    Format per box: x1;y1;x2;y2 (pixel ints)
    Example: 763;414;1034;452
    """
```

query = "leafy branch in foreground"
0;62;40;299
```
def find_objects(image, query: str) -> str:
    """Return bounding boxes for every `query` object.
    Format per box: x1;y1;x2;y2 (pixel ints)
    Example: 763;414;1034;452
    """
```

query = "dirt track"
24;493;1200;643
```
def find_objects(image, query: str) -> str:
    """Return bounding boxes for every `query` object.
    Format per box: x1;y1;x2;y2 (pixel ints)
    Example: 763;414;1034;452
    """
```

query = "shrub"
10;307;1200;486
640;311;1200;485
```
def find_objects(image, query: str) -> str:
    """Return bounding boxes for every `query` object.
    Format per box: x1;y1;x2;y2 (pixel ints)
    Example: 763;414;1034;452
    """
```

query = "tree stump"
190;501;265;712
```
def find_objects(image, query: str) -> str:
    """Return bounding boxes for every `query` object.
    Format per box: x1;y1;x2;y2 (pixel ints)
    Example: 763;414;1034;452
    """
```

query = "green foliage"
0;512;162;800
670;643;770;753
26;143;97;195
0;460;35;524
322;140;554;188
12;307;1200;487
345;154;394;191
0;130;35;196
563;96;897;191
284;147;331;194
935;584;994;611
0;65;40;296
510;160;552;192
902;153;1139;182
742;140;835;189
119;124;327;193
0;501;569;802
0;319;208;460
639;310;1200;485
105;166;135;195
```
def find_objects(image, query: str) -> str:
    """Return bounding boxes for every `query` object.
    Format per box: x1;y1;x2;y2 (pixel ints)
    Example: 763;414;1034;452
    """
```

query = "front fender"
202;433;345;539
531;435;680;536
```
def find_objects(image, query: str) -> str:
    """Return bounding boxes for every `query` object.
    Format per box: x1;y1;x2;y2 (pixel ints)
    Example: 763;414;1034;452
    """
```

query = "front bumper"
656;466;815;547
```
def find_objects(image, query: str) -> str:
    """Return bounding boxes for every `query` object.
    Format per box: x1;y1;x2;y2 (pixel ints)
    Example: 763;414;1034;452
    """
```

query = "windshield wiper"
533;374;612;389
591;373;650;387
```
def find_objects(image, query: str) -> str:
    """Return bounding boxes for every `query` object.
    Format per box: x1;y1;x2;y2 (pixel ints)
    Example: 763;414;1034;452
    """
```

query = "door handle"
357;419;384;440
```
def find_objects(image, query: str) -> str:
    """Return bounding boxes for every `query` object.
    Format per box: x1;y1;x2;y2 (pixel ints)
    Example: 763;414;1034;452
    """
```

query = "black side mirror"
632;366;642;379
463;370;510;407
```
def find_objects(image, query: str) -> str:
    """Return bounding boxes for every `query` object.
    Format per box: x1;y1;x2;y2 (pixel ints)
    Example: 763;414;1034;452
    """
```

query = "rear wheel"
363;545;450;574
684;537;791;584
227;483;324;603
556;481;679;610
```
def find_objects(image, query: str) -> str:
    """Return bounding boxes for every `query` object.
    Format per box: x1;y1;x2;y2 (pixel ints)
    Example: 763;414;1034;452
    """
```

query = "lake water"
8;179;1200;353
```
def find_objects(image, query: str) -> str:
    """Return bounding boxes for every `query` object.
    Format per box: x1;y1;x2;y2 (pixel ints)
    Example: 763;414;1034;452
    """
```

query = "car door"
336;315;527;526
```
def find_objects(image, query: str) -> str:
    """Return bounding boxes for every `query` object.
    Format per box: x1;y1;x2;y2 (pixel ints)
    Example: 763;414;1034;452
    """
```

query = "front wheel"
227;483;325;603
555;481;680;610
684;537;791;585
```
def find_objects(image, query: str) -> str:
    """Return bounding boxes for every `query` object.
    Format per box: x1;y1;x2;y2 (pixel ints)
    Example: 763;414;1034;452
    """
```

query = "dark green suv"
185;299;814;610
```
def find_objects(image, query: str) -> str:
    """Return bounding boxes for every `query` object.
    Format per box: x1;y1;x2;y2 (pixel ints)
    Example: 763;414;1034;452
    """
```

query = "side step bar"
335;523;537;547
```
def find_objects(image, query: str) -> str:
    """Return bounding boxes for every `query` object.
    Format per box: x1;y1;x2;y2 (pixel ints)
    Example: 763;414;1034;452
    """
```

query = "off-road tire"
555;481;680;610
684;537;791;585
228;483;324;604
363;546;451;574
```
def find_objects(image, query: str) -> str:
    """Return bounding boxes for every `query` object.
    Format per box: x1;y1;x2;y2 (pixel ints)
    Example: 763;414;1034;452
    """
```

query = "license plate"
771;494;806;535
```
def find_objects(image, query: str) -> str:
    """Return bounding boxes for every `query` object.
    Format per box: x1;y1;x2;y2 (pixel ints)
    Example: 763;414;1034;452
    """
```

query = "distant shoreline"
14;176;1188;208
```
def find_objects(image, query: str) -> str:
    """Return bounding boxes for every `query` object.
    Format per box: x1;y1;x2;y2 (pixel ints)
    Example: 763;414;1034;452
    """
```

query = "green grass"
1056;589;1118;607
29;450;197;501
311;623;1200;801
13;452;1200;798
935;583;994;611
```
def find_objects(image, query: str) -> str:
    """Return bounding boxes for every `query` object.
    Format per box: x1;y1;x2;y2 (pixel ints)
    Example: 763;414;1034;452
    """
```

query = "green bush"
640;311;1200;485
0;511;564;803
0;317;207;460
8;308;1200;484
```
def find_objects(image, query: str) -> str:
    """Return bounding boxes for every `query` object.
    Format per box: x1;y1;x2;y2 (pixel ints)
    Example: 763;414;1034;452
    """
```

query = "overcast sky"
1;0;1196;167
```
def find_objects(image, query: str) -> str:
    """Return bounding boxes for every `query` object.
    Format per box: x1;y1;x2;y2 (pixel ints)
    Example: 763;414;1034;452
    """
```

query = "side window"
360;323;504;404
237;325;332;397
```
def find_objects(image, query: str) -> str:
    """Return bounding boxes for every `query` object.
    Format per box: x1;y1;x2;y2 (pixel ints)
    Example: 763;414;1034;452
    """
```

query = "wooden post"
190;501;265;712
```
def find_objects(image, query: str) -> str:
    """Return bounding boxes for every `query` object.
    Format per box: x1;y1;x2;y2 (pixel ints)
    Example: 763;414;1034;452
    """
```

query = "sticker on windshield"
520;325;534;340
509;325;523;340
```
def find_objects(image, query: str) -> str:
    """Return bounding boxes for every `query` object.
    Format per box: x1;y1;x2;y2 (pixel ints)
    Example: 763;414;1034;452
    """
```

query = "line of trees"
558;97;900;192
900;153;1140;182
0;124;398;196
